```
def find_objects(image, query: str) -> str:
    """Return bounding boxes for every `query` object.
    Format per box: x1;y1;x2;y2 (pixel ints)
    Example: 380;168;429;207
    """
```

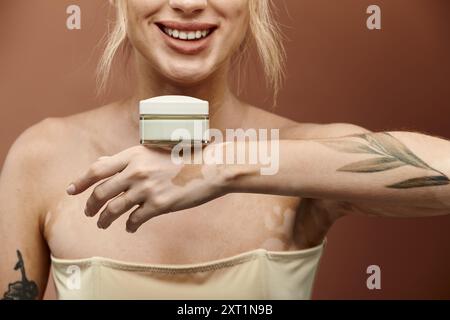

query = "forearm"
219;131;450;213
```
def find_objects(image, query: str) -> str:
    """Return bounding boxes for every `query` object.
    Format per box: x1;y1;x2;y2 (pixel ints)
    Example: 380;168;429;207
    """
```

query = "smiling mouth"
155;22;217;41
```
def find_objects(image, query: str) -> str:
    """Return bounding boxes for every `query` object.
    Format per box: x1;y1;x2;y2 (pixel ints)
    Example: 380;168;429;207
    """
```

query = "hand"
66;144;230;233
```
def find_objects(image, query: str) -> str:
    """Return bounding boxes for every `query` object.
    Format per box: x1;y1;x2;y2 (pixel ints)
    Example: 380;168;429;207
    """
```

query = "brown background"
1;0;449;299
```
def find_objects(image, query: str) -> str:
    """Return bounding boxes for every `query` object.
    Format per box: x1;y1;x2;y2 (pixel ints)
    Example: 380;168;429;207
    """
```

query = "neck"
121;51;244;132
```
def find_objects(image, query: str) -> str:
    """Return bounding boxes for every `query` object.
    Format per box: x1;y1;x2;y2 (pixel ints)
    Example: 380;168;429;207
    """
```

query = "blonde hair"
97;0;286;104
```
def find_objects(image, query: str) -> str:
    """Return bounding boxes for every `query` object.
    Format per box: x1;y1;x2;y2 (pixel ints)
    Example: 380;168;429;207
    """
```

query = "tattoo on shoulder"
2;250;39;300
319;132;450;189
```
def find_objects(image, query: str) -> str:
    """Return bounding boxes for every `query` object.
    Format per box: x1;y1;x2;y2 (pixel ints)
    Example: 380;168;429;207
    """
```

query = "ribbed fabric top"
51;241;326;300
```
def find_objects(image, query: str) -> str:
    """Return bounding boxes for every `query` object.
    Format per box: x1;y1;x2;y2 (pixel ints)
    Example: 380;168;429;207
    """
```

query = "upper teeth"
163;27;210;40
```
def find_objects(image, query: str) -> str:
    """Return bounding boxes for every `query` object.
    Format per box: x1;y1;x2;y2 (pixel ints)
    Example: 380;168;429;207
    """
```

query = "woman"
1;0;449;300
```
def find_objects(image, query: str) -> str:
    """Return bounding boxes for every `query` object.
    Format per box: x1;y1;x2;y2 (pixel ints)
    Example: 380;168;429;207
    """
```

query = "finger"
126;204;167;233
97;191;143;229
67;152;130;195
84;170;131;217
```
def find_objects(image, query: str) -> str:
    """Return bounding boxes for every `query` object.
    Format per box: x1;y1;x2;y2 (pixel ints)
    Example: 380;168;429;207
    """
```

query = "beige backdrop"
1;0;449;299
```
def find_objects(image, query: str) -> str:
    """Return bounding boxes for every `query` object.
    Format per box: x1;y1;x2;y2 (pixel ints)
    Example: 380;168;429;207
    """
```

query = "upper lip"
156;21;218;31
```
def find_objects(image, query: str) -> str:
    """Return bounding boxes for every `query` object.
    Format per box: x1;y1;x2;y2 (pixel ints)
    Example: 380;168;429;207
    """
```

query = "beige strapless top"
50;240;326;300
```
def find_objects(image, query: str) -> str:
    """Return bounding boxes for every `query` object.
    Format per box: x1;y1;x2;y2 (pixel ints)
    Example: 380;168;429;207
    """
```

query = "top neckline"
51;240;326;273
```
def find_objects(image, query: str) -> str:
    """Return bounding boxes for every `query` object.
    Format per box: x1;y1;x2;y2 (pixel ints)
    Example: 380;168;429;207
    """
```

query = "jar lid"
139;95;209;115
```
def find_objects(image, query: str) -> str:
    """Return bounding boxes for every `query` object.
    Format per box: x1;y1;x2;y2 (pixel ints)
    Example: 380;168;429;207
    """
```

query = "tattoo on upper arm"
2;250;39;300
319;132;450;189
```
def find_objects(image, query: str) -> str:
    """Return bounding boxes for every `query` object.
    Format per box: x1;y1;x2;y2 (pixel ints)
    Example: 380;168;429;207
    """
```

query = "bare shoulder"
10;113;87;154
3;105;109;185
6;117;67;170
244;105;371;139
243;105;300;130
0;117;71;220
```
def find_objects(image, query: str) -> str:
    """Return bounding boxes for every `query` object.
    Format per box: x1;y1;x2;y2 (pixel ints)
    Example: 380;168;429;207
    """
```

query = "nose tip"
169;0;207;14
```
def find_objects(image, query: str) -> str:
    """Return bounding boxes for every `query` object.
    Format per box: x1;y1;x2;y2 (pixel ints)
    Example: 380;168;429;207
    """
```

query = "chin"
168;73;211;87
163;62;215;85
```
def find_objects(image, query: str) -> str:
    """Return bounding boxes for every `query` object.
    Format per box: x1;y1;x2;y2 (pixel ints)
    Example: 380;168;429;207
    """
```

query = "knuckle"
130;165;150;179
137;186;153;201
107;199;119;212
88;163;103;178
106;201;121;215
142;181;155;193
151;195;167;209
92;187;106;202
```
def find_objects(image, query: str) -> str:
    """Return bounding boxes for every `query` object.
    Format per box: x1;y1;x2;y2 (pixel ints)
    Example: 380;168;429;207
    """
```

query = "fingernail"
66;184;76;195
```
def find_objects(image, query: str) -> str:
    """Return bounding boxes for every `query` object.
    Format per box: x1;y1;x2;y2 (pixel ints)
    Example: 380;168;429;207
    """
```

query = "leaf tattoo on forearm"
319;132;450;189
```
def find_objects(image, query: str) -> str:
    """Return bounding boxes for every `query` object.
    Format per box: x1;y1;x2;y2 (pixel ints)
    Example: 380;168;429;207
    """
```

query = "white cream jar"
139;95;210;147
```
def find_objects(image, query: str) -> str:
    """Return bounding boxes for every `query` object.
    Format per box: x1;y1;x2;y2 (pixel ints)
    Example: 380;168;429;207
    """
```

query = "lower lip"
156;25;215;55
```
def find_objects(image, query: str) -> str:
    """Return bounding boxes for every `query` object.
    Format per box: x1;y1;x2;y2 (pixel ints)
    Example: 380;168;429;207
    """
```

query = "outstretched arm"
227;124;450;217
67;123;450;233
